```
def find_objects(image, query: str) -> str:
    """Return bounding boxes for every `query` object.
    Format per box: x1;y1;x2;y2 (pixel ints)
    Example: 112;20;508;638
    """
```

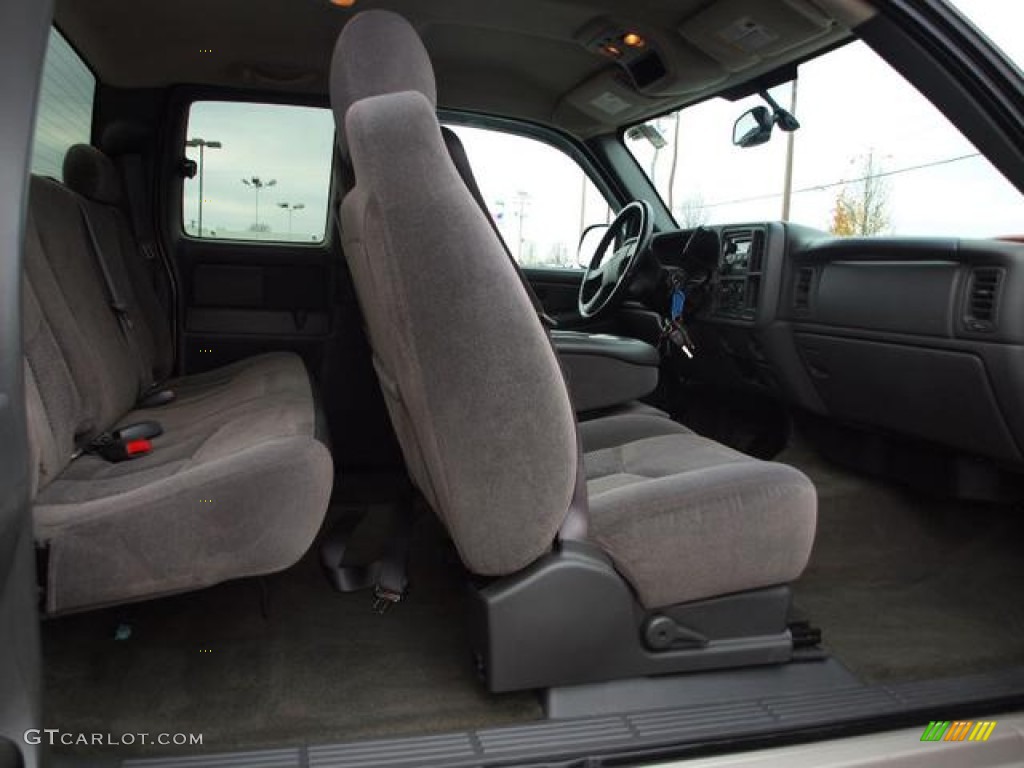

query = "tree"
676;193;709;229
829;151;891;236
829;189;857;236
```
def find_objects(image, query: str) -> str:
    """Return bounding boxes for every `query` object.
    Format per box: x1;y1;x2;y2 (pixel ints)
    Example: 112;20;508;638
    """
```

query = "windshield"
625;4;1024;238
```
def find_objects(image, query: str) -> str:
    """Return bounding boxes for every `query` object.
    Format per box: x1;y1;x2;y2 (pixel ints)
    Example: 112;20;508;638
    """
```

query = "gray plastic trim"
469;543;794;692
97;666;1024;768
544;657;857;719
552;330;660;412
123;750;299;767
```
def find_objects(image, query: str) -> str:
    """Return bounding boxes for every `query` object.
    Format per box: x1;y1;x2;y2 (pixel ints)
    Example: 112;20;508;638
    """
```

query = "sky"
182;102;335;242
174;0;1022;248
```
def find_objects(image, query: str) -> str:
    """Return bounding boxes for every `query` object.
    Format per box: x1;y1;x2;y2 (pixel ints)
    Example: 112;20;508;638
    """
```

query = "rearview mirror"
733;106;774;148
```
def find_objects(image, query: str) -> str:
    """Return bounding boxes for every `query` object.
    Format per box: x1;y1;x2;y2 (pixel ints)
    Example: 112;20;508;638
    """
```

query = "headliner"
56;0;868;136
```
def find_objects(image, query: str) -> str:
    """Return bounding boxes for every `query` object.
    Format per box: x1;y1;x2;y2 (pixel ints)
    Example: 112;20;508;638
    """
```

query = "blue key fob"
671;289;686;321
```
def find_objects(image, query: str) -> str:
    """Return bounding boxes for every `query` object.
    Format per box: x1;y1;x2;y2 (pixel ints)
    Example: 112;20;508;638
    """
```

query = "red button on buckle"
124;438;152;456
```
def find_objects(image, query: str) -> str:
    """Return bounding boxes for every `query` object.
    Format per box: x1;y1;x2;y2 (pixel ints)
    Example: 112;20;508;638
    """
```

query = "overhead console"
554;0;850;134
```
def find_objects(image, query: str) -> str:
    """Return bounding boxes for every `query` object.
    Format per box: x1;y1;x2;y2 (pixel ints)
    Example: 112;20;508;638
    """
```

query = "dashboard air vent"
965;267;1002;331
793;267;814;312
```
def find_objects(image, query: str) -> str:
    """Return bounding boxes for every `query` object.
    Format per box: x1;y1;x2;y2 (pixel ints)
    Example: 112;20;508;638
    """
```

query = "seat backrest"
441;126;553;324
330;10;579;576
22;175;141;494
63;144;174;384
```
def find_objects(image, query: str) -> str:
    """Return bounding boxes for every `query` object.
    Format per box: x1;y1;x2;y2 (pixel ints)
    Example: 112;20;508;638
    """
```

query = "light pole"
781;78;799;222
184;137;221;236
277;202;305;239
514;190;530;262
241;176;277;233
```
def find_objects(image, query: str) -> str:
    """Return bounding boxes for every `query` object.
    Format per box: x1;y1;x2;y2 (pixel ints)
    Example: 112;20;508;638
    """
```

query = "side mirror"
577;223;610;267
733;106;774;148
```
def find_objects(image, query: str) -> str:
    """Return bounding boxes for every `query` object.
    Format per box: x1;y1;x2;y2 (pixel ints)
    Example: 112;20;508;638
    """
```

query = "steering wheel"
578;200;655;319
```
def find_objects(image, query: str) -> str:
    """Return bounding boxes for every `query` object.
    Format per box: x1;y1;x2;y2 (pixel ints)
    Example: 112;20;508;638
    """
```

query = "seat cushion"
169;351;309;402
34;384;331;614
581;414;817;609
148;352;313;428
578;400;670;425
579;409;684;451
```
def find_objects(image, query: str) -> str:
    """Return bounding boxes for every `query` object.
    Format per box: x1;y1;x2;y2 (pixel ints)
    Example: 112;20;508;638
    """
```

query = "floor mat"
783;438;1024;683
41;504;541;757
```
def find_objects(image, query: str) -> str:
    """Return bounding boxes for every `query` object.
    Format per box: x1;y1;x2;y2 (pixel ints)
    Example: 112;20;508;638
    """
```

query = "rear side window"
31;29;96;179
182;102;335;243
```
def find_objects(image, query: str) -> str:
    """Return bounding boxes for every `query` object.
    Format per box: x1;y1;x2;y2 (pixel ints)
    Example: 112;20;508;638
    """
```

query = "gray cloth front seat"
441;126;662;416
330;10;816;684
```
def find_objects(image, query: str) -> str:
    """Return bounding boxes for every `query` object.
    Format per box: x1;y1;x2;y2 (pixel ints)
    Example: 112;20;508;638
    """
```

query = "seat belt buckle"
139;387;176;408
87;421;163;462
372;584;405;614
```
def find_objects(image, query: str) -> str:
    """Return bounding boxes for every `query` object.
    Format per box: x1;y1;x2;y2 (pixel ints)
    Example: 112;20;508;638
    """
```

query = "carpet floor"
783;436;1024;683
41;445;1024;757
41;504;541;757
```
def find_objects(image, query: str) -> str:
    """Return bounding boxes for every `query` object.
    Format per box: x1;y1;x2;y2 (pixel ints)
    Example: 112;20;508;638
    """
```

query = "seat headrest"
330;10;437;157
63;144;123;205
99;121;150;156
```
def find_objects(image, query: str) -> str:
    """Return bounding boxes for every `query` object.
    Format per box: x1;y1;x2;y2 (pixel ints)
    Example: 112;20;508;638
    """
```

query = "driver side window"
444;124;612;269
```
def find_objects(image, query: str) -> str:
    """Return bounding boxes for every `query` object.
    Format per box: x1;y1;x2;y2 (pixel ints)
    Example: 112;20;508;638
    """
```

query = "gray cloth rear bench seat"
60;144;313;418
24;163;333;615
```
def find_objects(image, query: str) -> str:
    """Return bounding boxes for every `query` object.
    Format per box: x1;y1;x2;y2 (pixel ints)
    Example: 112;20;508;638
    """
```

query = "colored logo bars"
920;721;997;742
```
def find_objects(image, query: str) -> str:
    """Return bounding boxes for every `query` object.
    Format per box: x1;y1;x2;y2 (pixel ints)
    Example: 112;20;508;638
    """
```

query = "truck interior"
2;0;1024;766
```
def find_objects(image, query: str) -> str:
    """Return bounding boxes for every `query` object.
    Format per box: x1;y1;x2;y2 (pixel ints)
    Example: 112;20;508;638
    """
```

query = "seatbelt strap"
35;543;50;611
118;153;179;365
319;500;416;613
119;154;158;264
76;201;151;395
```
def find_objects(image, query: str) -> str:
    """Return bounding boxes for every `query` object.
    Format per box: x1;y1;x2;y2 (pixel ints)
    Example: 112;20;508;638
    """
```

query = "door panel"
524;267;588;328
177;240;335;376
524;267;637;335
172;99;338;379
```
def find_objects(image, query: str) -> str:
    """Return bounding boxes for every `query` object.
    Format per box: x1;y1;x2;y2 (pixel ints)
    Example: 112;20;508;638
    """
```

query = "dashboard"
648;222;1024;477
713;228;766;320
